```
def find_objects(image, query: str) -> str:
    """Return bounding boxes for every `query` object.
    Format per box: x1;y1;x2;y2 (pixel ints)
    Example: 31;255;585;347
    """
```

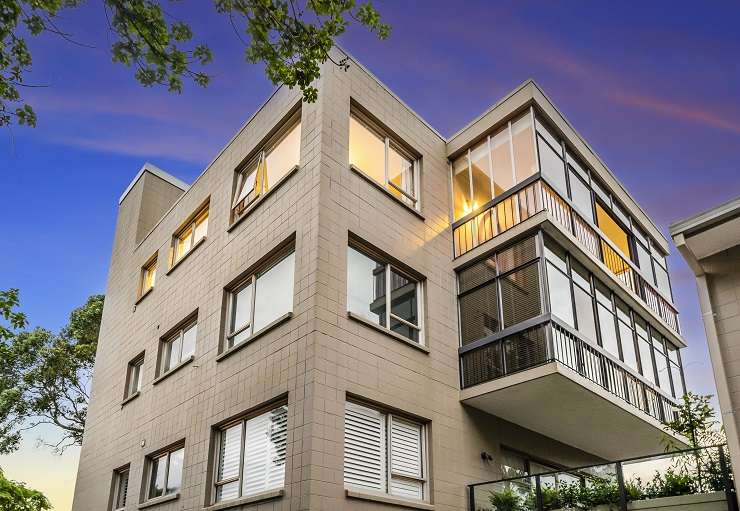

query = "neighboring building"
72;50;688;511
671;197;740;486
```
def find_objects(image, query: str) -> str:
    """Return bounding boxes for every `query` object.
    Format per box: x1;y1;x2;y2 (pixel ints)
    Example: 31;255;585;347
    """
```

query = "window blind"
344;402;386;492
242;406;288;497
389;416;423;499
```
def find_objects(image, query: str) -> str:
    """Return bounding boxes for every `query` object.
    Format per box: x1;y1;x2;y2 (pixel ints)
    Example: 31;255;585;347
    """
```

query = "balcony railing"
459;315;678;424
468;444;737;511
452;180;680;334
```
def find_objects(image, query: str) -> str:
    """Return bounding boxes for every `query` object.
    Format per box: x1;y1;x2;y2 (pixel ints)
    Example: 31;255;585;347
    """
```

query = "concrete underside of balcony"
460;361;687;460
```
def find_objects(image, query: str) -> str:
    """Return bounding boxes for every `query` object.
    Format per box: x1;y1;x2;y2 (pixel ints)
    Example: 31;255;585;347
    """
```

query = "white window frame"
145;445;184;501
344;401;428;501
159;319;196;375
224;248;295;351
212;403;289;504
171;205;209;267
348;245;425;345
111;466;130;511
350;111;421;210
124;353;144;399
232;113;301;222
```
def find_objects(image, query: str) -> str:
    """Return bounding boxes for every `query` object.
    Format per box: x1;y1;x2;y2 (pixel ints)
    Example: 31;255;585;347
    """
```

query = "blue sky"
2;1;740;509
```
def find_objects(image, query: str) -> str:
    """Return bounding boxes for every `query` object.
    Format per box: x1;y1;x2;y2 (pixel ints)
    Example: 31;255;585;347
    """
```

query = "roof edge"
669;196;740;237
118;162;189;205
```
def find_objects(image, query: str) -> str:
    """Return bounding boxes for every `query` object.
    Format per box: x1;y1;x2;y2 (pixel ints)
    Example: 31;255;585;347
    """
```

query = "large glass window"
350;112;419;209
568;169;593;221
232;117;301;221
595;281;619;358
545;243;574;327
616;300;638;371
213;404;288;503
536;119;567;194
344;401;427;501
225;249;295;349
451;110;537;221
347;245;422;344
595;202;631;260
160;319;197;375
571;261;597;343
457;236;541;344
172;205;208;266
147;445;184;500
635;316;656;384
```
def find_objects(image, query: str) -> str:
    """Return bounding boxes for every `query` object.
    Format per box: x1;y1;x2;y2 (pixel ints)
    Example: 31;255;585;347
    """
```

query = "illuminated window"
451;109;537;221
595;202;631;259
140;255;157;297
349;111;419;209
232;115;301;222
172;205;208;266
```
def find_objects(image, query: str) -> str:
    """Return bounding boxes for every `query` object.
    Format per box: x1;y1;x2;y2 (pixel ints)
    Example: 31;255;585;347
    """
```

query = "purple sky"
1;1;739;509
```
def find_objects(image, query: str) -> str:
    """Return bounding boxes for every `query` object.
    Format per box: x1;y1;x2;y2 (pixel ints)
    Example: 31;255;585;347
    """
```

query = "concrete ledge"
350;165;425;221
628;491;727;510
348;312;430;353
345;489;434;510
153;355;195;385
216;312;293;362
120;391;140;408
203;489;284;510
137;492;179;509
166;236;207;275
228;165;300;233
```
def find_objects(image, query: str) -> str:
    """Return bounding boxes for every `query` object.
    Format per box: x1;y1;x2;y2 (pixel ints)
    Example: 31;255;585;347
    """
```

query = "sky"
2;1;740;509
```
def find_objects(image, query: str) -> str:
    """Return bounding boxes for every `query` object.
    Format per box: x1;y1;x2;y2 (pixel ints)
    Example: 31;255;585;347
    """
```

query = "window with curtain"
349;111;419;209
213;404;288;503
595;202;631;261
147;445;184;500
160;319;197;375
347;245;423;344
172;205;208;266
225;249;295;350
232;116;301;222
140;254;157;297
344;401;426;501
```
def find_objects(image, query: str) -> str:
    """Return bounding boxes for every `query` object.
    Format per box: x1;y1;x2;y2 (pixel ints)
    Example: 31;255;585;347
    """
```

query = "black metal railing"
459;316;678;424
468;444;738;511
451;179;680;335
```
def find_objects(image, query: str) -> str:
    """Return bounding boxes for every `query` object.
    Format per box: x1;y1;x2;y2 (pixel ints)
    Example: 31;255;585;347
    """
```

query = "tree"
663;392;726;451
0;469;50;511
1;0;390;127
0;290;104;453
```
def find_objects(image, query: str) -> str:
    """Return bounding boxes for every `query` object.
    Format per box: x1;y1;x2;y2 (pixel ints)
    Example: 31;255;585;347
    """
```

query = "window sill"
153;355;195;385
135;287;153;306
347;312;429;353
121;391;140;407
345;489;433;510
204;489;284;511
228;165;300;233
216;312;293;362
349;165;425;221
138;492;179;509
166;236;207;275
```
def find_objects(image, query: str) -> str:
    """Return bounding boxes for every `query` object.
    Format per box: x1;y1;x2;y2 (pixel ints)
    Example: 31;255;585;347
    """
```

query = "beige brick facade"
72;51;666;511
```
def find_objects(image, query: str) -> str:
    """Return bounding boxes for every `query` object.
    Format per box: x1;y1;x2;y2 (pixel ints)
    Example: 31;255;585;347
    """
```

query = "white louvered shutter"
242;406;287;497
344;402;386;492
216;424;242;502
389;415;424;499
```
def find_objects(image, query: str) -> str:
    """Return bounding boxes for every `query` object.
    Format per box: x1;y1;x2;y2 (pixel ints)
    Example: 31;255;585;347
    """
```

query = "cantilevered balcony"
459;314;683;460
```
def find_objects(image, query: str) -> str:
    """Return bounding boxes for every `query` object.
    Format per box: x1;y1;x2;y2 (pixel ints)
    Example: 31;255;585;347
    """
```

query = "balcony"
459;315;682;460
452;179;680;336
468;445;737;511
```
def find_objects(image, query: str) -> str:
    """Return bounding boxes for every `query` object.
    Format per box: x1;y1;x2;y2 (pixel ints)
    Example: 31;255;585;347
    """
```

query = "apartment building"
72;50;688;511
671;198;740;488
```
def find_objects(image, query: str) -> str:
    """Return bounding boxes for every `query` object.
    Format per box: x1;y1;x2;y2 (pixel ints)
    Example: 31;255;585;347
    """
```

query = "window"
232;116;301;222
457;236;541;345
616;299;638;371
652;333;672;394
140;255;157;297
545;242;574;328
213;404;288;503
536;118;567;195
572;261;598;343
347;245;423;344
146;445;184;500
124;353;144;399
344;401;427;501
349;112;419;209
172;205;208;266
160;319;196;375
225;249;295;350
568;168;593;222
595;202;631;261
635;316;656;384
667;343;685;398
450;109;537;221
111;466;129;511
